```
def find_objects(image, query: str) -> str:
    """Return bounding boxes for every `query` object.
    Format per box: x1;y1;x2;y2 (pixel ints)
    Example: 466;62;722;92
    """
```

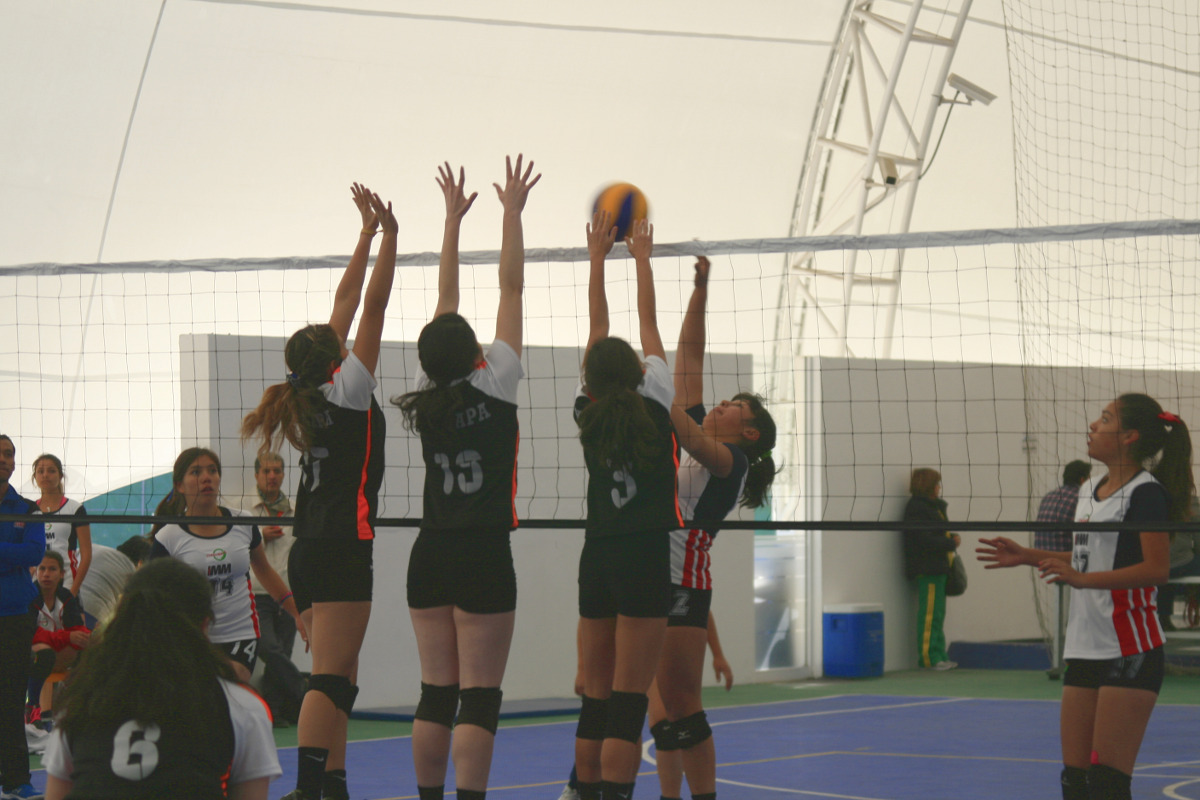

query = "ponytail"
578;387;663;474
1117;393;1194;521
732;392;779;509
242;324;341;455
578;337;666;474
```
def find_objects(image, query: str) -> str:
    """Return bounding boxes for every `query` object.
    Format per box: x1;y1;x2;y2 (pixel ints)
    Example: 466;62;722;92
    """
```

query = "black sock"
568;764;579;789
296;747;328;797
417;786;445;800
456;790;486;800
1087;764;1132;800
692;794;717;800
578;782;603;800
322;768;348;800
1061;766;1088;800
662;796;683;800
602;781;635;800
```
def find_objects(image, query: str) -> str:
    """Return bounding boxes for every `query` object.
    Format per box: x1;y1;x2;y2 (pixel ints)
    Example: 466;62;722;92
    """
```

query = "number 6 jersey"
42;678;281;798
416;339;523;532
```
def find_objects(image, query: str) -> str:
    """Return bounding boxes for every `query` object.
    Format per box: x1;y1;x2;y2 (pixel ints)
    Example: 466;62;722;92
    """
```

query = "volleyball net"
2;220;1199;537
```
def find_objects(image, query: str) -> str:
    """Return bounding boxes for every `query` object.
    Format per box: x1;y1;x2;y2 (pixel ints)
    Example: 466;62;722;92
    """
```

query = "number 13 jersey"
416;339;523;532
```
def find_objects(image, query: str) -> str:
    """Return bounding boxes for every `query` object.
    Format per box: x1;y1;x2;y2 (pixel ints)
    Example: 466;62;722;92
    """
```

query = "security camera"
946;73;996;106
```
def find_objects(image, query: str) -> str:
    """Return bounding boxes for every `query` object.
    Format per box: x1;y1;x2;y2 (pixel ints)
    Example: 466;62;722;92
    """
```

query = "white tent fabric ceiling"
1;0;1018;267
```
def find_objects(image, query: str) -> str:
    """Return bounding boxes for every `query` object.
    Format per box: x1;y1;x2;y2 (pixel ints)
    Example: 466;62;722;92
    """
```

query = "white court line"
713;777;892;799
1164;778;1200;800
708;696;973;727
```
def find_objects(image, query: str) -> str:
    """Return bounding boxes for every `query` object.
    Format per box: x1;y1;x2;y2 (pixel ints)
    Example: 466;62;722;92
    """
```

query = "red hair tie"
1158;411;1181;425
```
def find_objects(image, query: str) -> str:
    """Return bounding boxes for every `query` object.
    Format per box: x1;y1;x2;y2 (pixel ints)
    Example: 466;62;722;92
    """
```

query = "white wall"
183;333;761;708
811;357;1200;672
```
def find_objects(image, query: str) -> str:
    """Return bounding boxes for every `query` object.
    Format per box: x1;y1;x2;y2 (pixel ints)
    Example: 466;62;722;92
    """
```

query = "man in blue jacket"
0;435;46;799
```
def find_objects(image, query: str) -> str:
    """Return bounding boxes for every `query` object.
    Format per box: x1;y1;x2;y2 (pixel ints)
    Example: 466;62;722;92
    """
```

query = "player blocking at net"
978;394;1192;800
392;156;538;800
648;255;777;800
573;211;680;800
241;182;397;800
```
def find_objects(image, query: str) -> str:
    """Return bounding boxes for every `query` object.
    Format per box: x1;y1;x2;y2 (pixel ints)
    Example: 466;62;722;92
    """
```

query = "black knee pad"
1087;764;1132;800
604;690;648;744
455;687;502;735
670;710;711;750
650;719;678;752
307;674;359;716
414;682;460;728
1061;766;1088;800
575;695;607;741
29;649;55;682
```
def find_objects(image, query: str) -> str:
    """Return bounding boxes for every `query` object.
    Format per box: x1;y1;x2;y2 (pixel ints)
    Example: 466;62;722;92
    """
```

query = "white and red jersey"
41;497;87;592
1064;471;1169;659
670;405;748;589
151;509;262;644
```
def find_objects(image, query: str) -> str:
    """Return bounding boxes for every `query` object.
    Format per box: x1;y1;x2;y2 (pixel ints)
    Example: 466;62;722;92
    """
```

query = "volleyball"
592;182;649;240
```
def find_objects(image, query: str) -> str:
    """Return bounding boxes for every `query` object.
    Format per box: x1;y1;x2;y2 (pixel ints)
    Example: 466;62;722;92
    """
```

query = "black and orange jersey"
294;352;385;541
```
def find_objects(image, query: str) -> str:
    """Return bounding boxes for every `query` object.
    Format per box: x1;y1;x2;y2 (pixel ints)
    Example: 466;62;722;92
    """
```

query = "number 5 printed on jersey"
611;467;637;509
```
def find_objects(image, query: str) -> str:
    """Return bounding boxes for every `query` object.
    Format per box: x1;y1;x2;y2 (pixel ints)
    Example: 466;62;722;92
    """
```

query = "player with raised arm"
572;212;680;800
393;156;538;800
242;183;397;800
647;256;776;800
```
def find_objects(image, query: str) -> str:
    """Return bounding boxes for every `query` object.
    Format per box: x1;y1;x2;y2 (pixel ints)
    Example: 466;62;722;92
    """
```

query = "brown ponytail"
242;324;341;455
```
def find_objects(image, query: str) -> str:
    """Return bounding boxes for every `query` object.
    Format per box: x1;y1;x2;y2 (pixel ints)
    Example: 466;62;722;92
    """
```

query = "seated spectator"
28;551;89;726
75;536;150;629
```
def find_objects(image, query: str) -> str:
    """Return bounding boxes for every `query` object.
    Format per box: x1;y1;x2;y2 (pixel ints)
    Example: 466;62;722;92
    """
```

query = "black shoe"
279;791;316;800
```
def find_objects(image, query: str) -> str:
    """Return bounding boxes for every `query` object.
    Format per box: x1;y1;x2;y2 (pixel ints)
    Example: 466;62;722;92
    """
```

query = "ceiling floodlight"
946;73;996;105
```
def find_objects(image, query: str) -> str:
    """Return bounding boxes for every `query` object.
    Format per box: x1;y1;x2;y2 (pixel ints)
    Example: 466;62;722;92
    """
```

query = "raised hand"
626;217;653;261
351;182;379;233
436;162;478;221
694;255;711;288
369;192;398;236
587;208;617;260
493;153;541;213
976;536;1029;569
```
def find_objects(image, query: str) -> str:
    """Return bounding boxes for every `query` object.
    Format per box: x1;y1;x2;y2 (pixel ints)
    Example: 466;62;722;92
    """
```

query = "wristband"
277;591;294;604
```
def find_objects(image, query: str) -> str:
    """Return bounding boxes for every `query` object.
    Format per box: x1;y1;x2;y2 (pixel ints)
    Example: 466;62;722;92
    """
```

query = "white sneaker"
933;660;958;671
556;787;580;800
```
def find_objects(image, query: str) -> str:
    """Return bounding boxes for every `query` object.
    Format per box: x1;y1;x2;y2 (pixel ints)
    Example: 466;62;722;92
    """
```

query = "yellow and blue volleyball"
592;183;649;240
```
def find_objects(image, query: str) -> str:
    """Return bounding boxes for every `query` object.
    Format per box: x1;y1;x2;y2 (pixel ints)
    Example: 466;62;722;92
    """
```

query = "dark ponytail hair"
392;313;480;434
733;392;778;509
242;323;342;455
577;337;664;473
149;447;222;537
1117;393;1194;521
57;557;237;737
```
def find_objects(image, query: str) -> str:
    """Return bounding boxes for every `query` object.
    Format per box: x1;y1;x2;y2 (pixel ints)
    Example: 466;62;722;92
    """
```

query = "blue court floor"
253;694;1200;799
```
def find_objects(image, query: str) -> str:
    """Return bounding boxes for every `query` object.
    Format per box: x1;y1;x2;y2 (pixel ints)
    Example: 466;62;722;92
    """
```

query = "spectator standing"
1035;460;1092;552
242;452;305;725
31;455;92;599
902;468;960;670
0;435;46;799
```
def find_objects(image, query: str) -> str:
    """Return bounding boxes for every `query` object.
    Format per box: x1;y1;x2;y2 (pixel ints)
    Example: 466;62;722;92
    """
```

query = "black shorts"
1064;647;1165;694
667;585;712;628
288;537;374;612
407;529;516;614
579;531;671;619
216;638;259;673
